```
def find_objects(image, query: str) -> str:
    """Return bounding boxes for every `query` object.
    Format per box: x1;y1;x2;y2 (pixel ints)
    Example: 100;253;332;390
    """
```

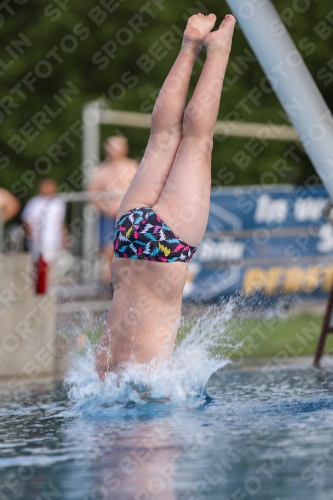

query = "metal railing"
60;191;125;203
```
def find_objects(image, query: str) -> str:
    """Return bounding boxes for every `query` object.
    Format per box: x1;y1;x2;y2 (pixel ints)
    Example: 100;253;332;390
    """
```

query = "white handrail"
99;108;299;141
59;191;125;203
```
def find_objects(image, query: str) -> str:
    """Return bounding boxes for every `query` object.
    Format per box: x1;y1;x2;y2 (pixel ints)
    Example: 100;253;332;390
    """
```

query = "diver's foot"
203;14;236;53
183;13;217;49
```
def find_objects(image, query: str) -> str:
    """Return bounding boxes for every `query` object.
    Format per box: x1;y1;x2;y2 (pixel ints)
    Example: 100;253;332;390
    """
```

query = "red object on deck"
35;254;48;294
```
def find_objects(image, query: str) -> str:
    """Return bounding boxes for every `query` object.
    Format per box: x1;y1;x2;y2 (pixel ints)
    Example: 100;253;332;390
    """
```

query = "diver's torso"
103;258;188;370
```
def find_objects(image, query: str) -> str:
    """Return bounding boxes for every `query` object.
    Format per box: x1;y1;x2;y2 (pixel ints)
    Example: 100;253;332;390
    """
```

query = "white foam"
65;300;241;411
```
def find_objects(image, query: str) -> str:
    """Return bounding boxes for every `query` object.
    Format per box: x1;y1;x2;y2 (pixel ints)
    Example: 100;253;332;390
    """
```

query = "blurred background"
1;0;333;304
1;0;332;194
3;6;333;499
0;0;333;375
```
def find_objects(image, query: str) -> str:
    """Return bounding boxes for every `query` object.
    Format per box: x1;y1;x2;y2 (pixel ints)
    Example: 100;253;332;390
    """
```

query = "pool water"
1;306;333;500
1;368;333;500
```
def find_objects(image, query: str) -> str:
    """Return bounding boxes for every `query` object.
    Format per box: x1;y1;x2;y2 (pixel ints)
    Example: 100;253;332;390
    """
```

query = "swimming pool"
1;365;333;500
1;304;333;500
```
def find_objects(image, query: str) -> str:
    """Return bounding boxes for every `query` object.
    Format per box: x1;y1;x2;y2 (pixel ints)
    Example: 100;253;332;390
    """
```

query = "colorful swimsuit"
113;207;197;263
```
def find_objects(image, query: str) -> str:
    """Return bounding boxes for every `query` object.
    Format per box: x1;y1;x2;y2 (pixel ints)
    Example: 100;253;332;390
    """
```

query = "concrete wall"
0;253;57;380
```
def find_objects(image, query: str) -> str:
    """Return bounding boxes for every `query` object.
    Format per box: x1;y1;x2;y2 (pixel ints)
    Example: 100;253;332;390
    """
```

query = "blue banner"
184;185;333;301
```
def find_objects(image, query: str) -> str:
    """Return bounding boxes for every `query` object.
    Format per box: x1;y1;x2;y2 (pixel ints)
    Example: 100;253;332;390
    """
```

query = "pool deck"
1;254;331;383
0;356;332;391
229;355;333;371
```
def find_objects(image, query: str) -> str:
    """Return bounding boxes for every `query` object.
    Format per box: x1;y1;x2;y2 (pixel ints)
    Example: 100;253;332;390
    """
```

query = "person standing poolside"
87;136;138;280
0;188;21;253
95;13;236;379
0;188;21;223
22;178;66;263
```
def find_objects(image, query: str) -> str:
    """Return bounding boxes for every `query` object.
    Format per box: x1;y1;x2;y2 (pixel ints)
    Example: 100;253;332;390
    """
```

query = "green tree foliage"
0;0;332;203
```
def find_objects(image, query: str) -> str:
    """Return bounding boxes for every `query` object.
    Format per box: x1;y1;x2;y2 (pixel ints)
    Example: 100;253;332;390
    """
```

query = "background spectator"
87;136;138;279
22;179;66;263
0;188;21;223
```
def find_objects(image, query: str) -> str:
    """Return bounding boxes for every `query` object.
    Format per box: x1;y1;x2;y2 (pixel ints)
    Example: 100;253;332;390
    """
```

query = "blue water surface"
1;366;333;500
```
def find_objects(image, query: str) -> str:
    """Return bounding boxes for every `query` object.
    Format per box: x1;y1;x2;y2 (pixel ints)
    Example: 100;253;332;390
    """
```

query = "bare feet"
183;13;217;49
203;14;236;53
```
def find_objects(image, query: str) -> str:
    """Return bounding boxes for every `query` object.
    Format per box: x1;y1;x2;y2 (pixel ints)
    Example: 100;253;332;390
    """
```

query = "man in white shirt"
22;179;66;263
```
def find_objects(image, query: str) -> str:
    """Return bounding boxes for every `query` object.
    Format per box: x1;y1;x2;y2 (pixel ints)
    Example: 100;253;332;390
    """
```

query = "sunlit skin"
39;178;57;197
95;13;236;379
88;136;138;219
88;136;138;278
0;188;20;223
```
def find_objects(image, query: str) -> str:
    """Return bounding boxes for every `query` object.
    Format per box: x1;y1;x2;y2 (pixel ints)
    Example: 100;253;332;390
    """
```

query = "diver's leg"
117;13;217;220
103;244;114;282
153;15;236;246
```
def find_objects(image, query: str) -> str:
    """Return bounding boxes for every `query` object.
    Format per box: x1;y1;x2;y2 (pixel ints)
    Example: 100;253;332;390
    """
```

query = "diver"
95;13;236;379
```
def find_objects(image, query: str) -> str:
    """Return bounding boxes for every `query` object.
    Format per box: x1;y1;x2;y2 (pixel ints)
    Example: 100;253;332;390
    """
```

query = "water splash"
65;299;241;412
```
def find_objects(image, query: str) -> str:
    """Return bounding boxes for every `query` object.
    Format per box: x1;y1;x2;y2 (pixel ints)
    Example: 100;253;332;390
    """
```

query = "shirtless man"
95;13;236;379
88;136;138;278
0;188;20;223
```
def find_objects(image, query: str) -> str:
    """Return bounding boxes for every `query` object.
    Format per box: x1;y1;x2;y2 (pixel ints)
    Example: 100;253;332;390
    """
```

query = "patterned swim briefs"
113;206;197;263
